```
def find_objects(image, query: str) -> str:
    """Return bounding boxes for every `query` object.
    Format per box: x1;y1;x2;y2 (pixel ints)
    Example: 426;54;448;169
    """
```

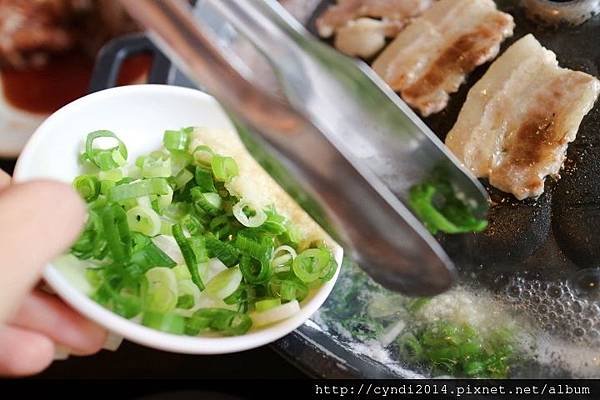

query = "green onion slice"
205;234;240;267
192;145;214;167
144;267;178;313
211;155;238;182
174;168;194;189
191;188;222;215
292;248;331;284
140;152;171;178
185;308;252;336
164;129;190;152
268;276;308;302
194;167;216;192
73;175;100;202
251;300;300;327
239;255;271;284
109;178;171;202
232;200;267;228
203;266;243;300
174;279;201;316
271;245;297;271
126;206;161;237
255;298;281;312
84;130;128;171
142;310;185;334
172;224;204;291
101;204;131;262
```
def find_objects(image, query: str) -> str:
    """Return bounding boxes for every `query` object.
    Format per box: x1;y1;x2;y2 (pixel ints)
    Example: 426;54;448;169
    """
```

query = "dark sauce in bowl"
1;52;151;115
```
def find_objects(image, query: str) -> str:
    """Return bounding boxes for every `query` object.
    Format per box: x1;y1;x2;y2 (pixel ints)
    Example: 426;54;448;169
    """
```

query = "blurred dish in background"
0;0;150;157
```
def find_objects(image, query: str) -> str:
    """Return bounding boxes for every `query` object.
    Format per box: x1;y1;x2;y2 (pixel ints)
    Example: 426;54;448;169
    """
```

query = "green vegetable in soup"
409;168;487;235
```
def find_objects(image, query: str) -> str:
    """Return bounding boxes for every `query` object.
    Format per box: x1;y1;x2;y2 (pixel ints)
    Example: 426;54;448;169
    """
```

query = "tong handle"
120;0;456;295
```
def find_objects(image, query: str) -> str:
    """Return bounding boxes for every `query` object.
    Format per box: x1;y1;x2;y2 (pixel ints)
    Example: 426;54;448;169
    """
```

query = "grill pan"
306;0;600;291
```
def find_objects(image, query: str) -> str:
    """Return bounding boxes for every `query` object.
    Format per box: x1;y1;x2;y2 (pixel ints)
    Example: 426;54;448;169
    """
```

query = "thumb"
0;180;85;323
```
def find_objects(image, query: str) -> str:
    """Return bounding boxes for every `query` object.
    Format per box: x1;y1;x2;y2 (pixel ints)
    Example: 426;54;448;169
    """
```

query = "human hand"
0;169;108;376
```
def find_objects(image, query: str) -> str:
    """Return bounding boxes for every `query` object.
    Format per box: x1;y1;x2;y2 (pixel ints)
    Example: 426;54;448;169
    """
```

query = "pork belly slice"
333;18;387;58
316;0;434;38
445;34;600;200
372;0;514;116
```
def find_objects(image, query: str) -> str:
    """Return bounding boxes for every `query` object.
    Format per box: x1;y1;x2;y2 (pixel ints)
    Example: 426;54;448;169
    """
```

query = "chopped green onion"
203;266;243;300
142;311;185;334
140;152;171;178
170;151;193;176
189;236;208;263
173;264;192;281
73;175;100;202
175;279;201;314
99;168;124;182
398;320;515;378
209;215;232;239
292;248;332;284
181;213;203;236
191;145;215;167
271;245;297;270
164;129;190;152
144;267;178;313
83;130;128;171
318;247;337;282
268;276;308;302
109;178;171;202
232;200;267;228
177;294;195;309
155;184;173;211
194;167;216;192
280;279;308;302
259;207;287;235
101;204;131;262
185;308;252;336
71;211;108;259
72;126;335;338
100;180;116;195
93;283;141;318
205;234;240;267
223;282;252;311
130;234;176;268
172;224;204;291
239;255;271;284
160;219;174;236
211;155;238;182
174;169;194;189
251;300;300;327
255;298;281;312
126;206;161;237
280;221;302;246
235;234;273;261
191;188;222;215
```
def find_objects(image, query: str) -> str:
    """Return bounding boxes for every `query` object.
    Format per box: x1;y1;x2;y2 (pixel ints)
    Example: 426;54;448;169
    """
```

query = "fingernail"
53;345;70;360
102;332;124;351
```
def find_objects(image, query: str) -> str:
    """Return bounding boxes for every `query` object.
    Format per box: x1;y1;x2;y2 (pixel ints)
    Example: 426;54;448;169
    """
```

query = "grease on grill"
553;121;600;268
441;186;552;272
521;0;600;26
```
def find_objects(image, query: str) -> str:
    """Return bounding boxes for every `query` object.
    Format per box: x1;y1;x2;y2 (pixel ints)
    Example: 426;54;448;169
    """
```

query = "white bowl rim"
13;84;342;354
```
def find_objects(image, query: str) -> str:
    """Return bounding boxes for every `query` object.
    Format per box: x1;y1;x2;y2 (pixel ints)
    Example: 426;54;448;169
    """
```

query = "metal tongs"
120;0;489;296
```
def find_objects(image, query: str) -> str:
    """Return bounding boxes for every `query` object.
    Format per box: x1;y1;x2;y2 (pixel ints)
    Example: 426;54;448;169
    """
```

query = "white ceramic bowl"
13;84;342;354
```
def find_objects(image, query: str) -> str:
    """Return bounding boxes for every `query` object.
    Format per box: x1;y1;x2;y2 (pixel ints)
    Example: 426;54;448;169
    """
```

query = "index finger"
0;180;85;322
0;169;11;190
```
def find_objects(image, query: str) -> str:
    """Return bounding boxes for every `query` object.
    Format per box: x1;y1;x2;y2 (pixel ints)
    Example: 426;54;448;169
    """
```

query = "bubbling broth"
505;273;600;344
